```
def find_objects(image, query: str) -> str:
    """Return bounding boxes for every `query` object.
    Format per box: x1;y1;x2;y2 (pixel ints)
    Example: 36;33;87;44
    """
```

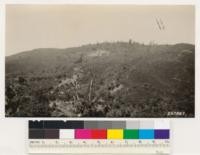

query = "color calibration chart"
28;120;170;154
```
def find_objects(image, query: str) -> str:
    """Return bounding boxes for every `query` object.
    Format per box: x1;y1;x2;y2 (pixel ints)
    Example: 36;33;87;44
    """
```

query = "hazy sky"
6;5;194;56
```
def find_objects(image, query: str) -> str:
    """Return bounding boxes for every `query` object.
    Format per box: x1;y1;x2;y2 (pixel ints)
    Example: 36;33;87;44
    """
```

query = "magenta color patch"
75;129;92;139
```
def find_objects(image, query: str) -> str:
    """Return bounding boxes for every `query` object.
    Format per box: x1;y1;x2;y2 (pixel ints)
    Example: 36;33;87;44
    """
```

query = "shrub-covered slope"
6;42;194;117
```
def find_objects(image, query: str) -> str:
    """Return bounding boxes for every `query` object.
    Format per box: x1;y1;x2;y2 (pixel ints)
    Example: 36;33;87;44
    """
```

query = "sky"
6;5;195;56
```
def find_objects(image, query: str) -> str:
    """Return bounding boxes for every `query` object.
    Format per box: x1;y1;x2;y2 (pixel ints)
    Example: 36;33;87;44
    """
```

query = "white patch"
88;50;110;57
110;84;124;94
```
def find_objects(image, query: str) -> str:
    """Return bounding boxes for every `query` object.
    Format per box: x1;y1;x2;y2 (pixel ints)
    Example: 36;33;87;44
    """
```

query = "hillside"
5;42;195;117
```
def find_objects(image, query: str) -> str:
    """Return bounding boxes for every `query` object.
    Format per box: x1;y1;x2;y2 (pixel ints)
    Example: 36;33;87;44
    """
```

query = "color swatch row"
29;129;169;139
29;120;170;139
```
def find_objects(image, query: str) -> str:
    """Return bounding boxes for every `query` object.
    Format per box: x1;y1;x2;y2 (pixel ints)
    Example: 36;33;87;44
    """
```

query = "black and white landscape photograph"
5;5;195;117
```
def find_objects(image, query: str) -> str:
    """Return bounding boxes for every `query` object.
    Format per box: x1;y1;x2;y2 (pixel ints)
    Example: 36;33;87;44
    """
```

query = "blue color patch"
139;129;154;139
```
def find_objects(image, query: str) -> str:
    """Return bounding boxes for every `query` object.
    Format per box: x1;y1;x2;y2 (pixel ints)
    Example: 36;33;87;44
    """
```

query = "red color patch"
91;129;107;139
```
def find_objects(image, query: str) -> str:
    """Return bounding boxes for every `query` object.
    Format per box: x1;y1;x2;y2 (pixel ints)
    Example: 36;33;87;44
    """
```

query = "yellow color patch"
107;129;123;139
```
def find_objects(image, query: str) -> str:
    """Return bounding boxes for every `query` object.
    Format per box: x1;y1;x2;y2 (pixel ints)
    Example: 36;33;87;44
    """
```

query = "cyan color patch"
139;129;154;139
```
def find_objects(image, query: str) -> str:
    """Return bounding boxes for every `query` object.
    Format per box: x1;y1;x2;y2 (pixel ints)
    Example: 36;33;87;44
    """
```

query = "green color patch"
123;129;139;139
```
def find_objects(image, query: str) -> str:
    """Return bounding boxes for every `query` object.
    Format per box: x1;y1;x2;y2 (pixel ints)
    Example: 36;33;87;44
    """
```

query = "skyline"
6;5;195;56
